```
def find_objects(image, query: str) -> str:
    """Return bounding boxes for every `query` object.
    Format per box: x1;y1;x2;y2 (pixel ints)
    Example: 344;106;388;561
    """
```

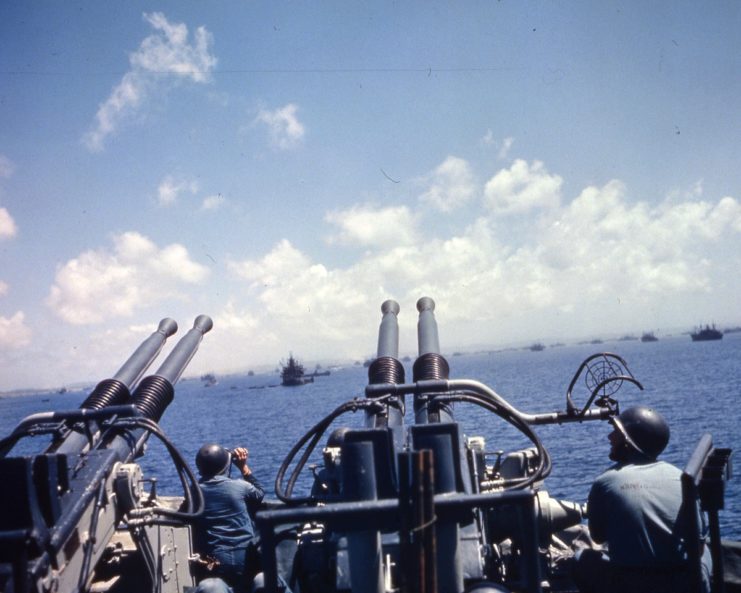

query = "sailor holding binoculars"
193;444;265;593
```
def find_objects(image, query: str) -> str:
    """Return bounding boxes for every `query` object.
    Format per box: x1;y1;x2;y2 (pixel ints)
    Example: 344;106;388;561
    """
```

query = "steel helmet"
611;406;670;459
196;443;231;477
327;427;350;448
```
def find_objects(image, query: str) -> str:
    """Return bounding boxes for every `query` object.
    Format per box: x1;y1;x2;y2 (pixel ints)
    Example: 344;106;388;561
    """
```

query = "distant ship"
305;365;331;378
691;324;723;342
200;373;218;387
529;342;546;352
618;335;638;342
280;354;314;386
641;332;659;343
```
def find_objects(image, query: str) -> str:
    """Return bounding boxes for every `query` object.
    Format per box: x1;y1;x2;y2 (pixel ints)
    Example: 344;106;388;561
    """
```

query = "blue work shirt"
196;473;265;555
587;459;690;566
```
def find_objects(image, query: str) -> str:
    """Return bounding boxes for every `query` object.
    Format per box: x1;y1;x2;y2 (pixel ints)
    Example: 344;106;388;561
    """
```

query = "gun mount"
263;298;733;593
0;316;212;593
0;300;734;593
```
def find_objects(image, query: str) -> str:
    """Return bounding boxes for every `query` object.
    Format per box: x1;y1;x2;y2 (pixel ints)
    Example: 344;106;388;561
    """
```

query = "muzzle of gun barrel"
413;297;452;423
367;300;405;431
131;315;213;422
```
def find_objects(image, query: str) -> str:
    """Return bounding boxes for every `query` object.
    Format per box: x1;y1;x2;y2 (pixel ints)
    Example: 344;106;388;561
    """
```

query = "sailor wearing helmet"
575;406;711;593
193;444;265;593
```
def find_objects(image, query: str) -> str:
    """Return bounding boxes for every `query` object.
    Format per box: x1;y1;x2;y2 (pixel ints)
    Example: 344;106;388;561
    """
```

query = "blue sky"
1;2;740;391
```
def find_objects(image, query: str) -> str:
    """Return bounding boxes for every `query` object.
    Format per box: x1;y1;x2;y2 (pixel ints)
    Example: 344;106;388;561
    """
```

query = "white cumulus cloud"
535;180;741;296
228;239;384;349
418;156;476;212
229;239;310;285
253;103;305;150
129;13;216;82
325;204;418;248
47;231;209;324
0;311;32;349
0;207;17;240
484;159;562;215
83;12;216;152
226;168;741;353
157;175;199;206
214;301;259;332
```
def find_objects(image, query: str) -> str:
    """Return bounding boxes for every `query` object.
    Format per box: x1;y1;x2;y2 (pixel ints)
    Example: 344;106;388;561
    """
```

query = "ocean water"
2;332;740;539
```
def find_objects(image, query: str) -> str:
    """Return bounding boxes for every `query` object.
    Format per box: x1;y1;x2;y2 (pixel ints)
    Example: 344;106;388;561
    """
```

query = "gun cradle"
0;452;197;593
0;316;212;593
91;500;195;593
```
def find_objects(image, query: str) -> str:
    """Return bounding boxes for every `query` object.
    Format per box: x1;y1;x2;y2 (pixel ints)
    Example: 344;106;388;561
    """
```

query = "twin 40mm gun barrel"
0;315;212;593
50;318;179;456
80;317;179;410
366;300;405;435
102;314;213;460
365;298;455;433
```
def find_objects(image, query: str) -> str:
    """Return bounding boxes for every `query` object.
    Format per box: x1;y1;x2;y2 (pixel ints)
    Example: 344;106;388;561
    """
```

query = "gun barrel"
413;297;452;423
416;297;440;355
77;318;179;412
50;319;179;456
113;318;178;386
377;300;401;358
0;316;211;593
125;315;212;427
366;301;405;435
123;315;212;427
153;314;213;384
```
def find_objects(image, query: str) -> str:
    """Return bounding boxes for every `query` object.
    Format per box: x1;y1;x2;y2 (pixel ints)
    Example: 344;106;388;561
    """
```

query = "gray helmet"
611;406;670;459
196;443;231;477
327;427;350;448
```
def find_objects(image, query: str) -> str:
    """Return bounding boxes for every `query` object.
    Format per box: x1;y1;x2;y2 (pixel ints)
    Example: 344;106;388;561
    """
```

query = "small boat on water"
280;353;314;386
529;342;546;352
641;332;659;342
691;324;723;341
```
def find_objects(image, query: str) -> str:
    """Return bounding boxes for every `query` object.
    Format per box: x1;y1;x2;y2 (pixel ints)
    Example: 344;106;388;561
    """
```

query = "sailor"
575;405;710;593
310;427;348;499
193;444;265;593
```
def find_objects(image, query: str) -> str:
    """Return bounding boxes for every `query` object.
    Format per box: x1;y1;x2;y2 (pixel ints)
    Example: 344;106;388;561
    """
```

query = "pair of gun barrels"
43;315;213;458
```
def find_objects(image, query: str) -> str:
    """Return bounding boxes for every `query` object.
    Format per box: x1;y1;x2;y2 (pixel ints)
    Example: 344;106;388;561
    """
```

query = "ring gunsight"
262;298;736;593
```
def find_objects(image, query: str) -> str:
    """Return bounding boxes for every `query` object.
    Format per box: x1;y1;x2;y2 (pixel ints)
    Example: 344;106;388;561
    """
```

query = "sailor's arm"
232;447;265;501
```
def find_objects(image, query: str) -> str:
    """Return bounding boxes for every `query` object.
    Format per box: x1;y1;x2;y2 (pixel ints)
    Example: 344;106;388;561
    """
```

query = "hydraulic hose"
110;415;204;520
275;396;397;504
432;392;552;490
